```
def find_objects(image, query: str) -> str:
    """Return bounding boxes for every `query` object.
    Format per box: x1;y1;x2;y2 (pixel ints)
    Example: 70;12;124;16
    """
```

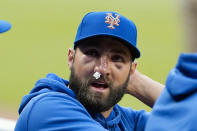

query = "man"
15;11;163;131
145;1;197;130
145;53;197;131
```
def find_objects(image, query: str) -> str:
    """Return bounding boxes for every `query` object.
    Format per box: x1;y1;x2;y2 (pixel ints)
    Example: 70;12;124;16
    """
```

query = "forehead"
77;36;131;55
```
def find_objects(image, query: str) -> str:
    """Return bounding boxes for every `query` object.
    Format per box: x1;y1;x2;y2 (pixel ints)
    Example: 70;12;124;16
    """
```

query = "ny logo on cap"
105;13;120;29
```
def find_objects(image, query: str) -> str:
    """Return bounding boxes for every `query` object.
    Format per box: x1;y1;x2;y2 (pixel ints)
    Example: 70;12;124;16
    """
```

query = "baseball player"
15;11;163;131
145;1;197;130
145;53;197;131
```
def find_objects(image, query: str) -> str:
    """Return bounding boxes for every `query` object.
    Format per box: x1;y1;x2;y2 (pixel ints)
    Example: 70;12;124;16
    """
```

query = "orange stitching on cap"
105;13;120;29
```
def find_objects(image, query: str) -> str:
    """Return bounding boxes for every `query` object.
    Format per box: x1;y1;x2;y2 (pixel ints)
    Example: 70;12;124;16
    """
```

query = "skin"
68;36;137;118
127;70;164;107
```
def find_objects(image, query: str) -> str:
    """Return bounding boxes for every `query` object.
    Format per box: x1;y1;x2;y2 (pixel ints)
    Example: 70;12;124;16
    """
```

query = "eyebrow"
110;49;129;57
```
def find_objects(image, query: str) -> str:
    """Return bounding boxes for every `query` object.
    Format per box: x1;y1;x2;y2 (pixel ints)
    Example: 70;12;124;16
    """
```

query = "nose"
94;56;111;76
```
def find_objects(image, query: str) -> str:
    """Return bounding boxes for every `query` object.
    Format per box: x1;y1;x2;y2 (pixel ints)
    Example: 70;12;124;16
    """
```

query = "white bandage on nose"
93;72;101;79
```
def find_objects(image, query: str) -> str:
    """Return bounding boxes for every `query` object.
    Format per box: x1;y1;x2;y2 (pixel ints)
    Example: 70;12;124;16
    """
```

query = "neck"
101;107;113;118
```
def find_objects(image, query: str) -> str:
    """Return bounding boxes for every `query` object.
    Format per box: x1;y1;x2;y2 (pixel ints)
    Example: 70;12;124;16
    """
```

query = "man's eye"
85;49;99;57
111;55;124;62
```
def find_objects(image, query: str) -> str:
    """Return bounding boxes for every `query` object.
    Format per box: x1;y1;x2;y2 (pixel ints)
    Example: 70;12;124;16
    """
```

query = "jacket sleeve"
16;92;108;131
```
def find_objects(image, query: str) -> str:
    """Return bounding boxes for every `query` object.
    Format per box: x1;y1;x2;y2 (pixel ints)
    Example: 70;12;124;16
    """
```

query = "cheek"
114;63;123;70
111;64;130;84
73;55;96;77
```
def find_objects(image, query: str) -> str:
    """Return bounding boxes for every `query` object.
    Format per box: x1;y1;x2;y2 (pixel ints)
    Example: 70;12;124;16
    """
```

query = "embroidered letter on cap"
105;13;120;29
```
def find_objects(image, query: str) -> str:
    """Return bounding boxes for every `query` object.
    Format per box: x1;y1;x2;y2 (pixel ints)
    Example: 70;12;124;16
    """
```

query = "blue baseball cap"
74;11;140;59
0;20;12;33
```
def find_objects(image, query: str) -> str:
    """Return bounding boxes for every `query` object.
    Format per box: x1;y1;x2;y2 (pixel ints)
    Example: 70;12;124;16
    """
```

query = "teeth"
93;72;101;79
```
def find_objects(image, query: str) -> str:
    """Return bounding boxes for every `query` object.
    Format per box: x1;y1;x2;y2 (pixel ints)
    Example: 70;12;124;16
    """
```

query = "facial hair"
69;67;130;113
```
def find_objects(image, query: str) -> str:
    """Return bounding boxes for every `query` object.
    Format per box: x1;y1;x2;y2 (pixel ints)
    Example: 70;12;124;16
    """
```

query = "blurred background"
0;0;185;120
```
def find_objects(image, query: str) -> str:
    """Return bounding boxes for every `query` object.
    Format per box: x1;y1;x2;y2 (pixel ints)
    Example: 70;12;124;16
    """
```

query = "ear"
68;48;75;70
130;61;137;75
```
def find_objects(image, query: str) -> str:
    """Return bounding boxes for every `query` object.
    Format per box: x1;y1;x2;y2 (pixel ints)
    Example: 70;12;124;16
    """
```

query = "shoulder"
29;91;88;116
16;92;107;131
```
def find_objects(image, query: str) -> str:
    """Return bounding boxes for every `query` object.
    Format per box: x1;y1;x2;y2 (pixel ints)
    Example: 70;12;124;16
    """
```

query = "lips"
91;80;109;90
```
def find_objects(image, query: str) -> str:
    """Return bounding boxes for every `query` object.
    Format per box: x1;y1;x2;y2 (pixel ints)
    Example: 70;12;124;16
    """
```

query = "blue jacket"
15;73;149;131
145;53;197;131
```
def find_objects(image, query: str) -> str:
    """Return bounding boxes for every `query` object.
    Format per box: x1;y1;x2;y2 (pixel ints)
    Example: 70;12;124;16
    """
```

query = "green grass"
0;0;182;114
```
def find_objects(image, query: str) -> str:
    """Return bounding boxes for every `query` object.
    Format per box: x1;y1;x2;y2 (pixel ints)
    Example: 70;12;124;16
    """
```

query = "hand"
126;69;164;107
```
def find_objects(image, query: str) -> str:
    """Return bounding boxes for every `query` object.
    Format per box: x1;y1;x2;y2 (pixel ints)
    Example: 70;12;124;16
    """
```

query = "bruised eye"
111;55;124;62
84;49;99;57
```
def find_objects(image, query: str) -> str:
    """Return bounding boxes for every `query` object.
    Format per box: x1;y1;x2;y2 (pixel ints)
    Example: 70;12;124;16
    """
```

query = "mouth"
90;80;109;92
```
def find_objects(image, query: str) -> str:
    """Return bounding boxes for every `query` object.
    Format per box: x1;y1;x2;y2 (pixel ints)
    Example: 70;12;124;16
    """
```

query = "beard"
69;67;130;113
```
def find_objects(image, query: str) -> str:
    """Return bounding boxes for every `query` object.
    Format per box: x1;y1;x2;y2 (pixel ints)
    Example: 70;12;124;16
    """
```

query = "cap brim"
74;34;140;59
0;20;12;33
